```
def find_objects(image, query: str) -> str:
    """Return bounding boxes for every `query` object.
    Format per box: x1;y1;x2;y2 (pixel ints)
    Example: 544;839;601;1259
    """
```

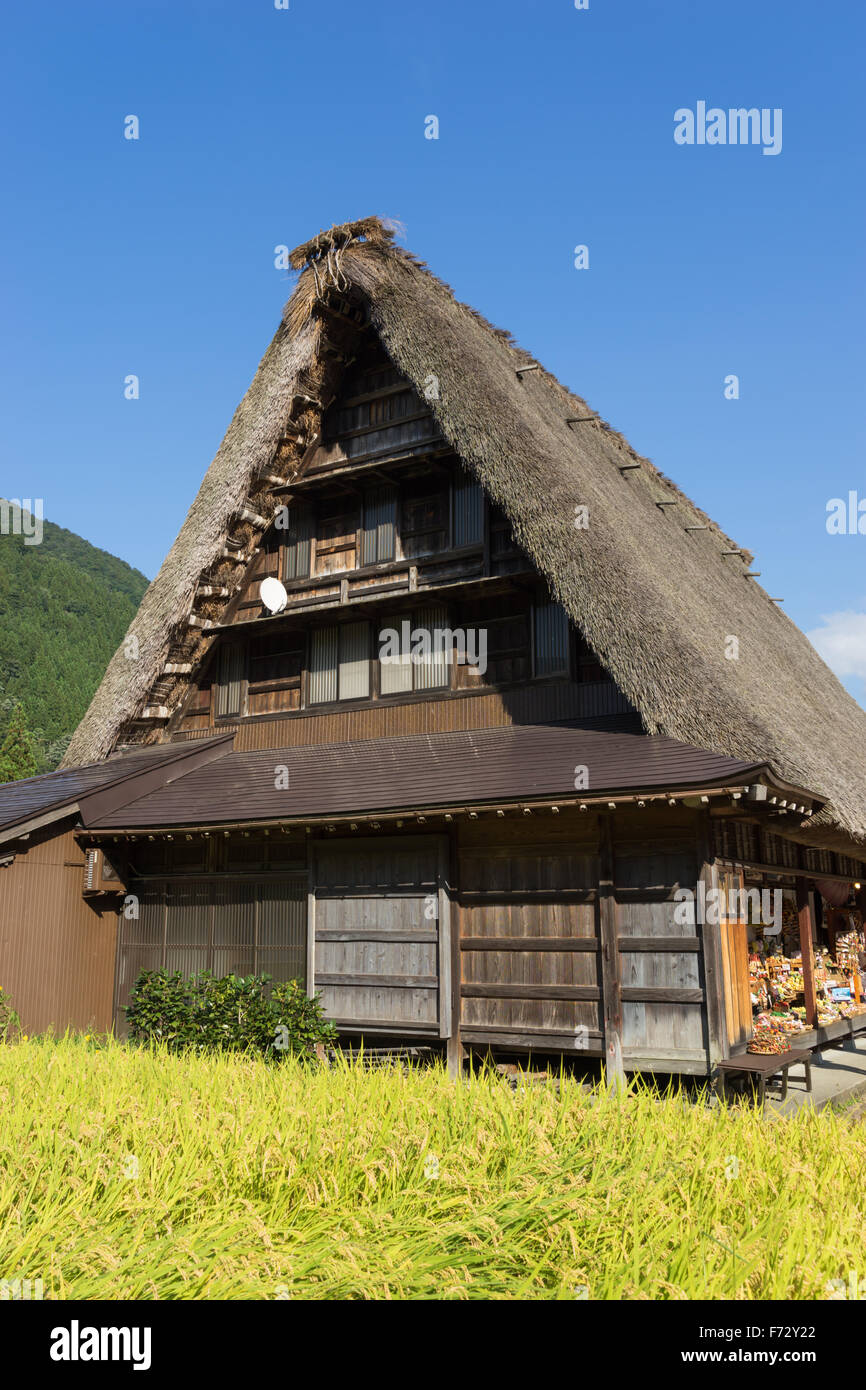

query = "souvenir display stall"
747;890;866;1055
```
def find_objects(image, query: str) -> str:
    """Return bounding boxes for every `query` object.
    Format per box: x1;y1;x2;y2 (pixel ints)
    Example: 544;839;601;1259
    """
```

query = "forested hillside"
0;507;148;771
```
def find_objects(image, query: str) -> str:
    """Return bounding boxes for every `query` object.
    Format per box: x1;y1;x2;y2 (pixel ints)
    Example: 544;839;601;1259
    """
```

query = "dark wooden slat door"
312;837;449;1036
457;838;601;1049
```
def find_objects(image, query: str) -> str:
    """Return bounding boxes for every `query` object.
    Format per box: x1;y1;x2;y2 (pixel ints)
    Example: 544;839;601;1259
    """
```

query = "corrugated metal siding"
258;877;307;981
453;479;484;547
0;823;118;1033
114;886;164;1029
212;879;257;979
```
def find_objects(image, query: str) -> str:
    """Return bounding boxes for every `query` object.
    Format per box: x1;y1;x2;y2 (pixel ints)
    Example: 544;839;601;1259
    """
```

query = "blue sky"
2;0;864;699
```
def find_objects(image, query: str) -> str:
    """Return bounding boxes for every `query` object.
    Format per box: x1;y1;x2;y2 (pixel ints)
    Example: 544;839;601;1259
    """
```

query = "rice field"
0;1034;863;1300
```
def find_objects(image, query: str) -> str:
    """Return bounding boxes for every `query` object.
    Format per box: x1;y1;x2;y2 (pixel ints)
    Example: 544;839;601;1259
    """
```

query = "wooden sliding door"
718;866;752;1051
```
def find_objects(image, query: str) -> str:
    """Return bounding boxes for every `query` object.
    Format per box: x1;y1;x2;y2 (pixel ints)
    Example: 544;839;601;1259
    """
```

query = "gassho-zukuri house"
3;216;866;1084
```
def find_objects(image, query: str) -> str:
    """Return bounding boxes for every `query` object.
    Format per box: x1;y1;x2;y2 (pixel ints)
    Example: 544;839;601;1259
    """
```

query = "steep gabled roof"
64;217;866;850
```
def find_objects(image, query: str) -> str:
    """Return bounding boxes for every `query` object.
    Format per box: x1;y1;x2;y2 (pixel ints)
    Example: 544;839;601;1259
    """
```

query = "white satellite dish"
260;576;288;614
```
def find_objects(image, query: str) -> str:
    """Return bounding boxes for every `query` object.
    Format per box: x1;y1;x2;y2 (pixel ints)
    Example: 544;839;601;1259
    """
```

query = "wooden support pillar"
446;824;463;1080
796;879;818;1028
305;832;316;999
598;813;625;1091
697;827;728;1067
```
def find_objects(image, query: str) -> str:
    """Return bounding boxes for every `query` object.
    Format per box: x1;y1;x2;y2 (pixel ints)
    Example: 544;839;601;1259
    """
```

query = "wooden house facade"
5;217;866;1079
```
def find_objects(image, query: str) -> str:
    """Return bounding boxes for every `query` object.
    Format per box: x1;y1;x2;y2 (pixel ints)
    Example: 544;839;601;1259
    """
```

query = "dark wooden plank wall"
119;809;727;1071
614;808;707;1070
455;814;602;1053
312;838;445;1035
454;808;710;1071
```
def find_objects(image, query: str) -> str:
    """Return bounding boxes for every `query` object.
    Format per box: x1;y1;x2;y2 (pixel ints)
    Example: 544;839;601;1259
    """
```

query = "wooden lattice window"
401;485;448;559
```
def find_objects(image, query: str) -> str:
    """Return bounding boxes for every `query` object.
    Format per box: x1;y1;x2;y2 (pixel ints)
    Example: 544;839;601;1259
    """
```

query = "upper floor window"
309;622;370;704
453;478;484;547
401;485;449;559
270;474;498;597
281;506;312;581
215;642;245;718
378;606;450;695
533;601;570;678
361;487;396;566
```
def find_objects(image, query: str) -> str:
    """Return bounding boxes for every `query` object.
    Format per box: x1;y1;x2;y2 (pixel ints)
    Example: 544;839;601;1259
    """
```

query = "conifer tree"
0;703;38;782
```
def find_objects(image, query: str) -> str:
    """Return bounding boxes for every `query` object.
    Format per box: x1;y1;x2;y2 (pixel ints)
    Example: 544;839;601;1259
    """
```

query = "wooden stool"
715;1048;812;1106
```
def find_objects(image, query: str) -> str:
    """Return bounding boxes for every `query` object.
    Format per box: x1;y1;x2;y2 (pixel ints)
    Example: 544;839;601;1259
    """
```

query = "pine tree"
0;703;38;782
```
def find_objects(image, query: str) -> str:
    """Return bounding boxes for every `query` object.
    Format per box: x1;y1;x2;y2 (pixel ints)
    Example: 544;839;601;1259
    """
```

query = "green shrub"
0;985;21;1041
125;970;336;1059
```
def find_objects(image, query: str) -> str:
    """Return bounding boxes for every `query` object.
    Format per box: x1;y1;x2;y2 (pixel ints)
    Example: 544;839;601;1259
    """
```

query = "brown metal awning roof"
83;719;789;831
0;735;234;844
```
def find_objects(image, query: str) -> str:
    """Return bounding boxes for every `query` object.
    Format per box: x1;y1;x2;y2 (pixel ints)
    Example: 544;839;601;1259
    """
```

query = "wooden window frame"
246;633;304;715
274;467;494;598
311;500;360;579
361;487;397;567
377;604;451;698
400;484;450;561
214;641;246;720
281;505;314;582
530;600;572;681
307;621;373;708
452;477;485;550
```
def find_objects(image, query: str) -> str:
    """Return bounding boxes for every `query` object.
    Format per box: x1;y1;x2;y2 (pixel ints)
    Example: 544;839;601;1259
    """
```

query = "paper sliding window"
309;623;370;704
533;601;570;677
379;607;449;695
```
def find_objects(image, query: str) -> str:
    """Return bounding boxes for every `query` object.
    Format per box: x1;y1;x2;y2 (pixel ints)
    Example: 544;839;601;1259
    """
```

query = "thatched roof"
64;217;866;852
